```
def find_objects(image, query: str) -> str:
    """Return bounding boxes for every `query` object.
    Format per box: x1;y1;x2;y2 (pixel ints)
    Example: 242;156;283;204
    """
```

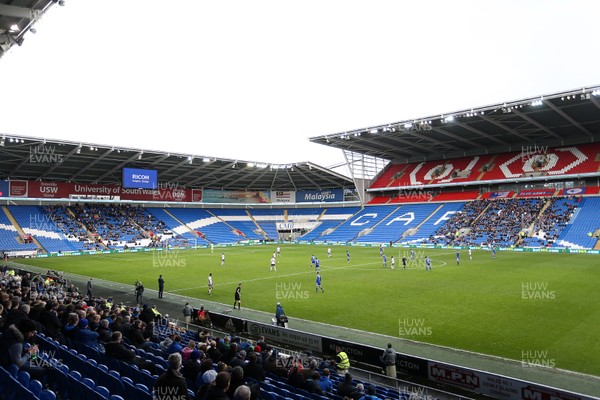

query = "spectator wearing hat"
183;349;204;383
153;352;191;400
196;369;218;400
74;317;101;350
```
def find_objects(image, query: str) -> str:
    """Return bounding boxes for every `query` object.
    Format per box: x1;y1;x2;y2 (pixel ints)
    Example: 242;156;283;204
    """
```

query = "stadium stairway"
245;210;269;240
1;206;46;253
162;208;210;243
518;199;554;246
65;206;110;250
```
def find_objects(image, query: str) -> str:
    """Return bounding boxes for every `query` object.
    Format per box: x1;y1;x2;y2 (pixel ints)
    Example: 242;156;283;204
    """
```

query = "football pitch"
16;244;600;377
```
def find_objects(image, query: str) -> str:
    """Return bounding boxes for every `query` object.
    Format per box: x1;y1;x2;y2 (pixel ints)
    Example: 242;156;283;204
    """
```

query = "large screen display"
122;168;158;189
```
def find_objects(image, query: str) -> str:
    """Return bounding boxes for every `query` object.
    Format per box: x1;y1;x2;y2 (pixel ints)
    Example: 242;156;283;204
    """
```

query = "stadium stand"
0;265;426;400
211;209;266;240
355;203;440;243
554;197;600;249
0;209;38;252
167;208;242;244
401;202;467;244
8;205;77;253
319;205;398;243
297;207;360;242
247;209;286;241
368;143;600;189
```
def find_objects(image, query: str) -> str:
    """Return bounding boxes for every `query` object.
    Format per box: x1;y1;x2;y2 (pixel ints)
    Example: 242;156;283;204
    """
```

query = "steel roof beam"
544;101;594;138
510;108;562;140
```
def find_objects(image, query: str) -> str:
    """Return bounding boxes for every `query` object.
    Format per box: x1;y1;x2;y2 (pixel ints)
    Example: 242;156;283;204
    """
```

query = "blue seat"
69;370;82;380
83;377;96;389
262;391;277;400
96;385;111;399
109;396;125;400
7;364;19;378
17;370;30;387
40;389;57;400
29;379;43;397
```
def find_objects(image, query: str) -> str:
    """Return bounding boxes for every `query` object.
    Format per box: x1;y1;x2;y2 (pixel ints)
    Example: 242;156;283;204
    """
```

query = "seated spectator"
206;371;231;400
168;335;184;354
243;352;265;382
153;352;191;400
337;373;355;398
182;349;204;383
197;369;218;400
0;319;44;379
318;368;333;392
306;371;324;395
104;331;155;374
227;366;245;399
352;383;365;400
359;385;378;400
74;318;101;350
233;385;252;400
182;340;196;362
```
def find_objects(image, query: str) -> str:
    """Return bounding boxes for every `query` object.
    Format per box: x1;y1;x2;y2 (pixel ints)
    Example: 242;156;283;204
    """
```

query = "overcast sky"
1;0;599;169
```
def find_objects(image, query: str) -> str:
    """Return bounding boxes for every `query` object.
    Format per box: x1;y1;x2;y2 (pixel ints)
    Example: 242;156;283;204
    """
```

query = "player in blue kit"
382;254;387;268
315;272;325;293
311;254;316;268
315;257;320;272
456;251;460;266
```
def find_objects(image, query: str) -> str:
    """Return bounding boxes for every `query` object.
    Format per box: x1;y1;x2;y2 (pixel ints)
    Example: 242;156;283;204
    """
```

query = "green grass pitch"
16;244;600;376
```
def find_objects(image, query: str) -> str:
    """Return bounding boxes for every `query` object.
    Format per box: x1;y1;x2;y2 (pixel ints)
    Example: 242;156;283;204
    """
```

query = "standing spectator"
335;346;350;375
380;343;396;378
86;278;93;298
233;284;242;310
183;302;193;323
135;282;144;304
153;352;191;400
158;275;165;298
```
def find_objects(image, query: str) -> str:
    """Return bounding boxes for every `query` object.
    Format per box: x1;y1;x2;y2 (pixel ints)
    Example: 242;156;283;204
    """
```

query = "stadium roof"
0;0;59;58
0;135;353;191
310;85;600;164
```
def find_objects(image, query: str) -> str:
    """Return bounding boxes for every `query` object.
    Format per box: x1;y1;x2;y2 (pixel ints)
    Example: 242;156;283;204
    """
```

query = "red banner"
10;180;201;202
9;181;28;197
516;189;555;198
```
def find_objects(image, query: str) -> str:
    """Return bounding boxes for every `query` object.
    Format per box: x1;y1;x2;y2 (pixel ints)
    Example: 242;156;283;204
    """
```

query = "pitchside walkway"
11;261;600;398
